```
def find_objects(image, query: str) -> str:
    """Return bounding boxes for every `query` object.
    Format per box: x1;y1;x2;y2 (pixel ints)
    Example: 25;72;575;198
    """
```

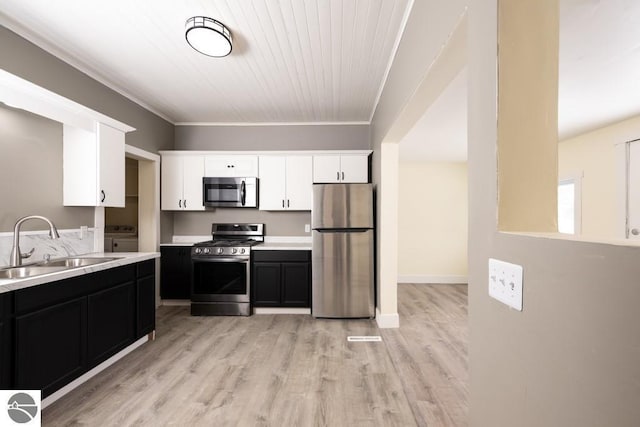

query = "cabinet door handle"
282;200;285;208
184;199;187;208
337;171;340;181
342;171;345;181
287;199;290;208
101;190;106;203
179;199;182;208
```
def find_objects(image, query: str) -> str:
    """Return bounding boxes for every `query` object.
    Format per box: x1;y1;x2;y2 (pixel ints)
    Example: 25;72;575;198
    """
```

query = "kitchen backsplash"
0;228;95;267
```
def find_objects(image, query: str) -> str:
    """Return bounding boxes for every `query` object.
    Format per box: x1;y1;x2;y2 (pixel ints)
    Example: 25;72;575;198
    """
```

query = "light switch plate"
488;258;523;311
305;224;310;233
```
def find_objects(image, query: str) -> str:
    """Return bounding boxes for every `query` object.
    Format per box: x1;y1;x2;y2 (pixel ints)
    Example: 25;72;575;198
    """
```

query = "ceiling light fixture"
185;16;232;57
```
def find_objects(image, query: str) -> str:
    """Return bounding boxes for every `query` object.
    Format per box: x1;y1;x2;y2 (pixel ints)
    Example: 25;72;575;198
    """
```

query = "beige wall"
398;162;468;281
558;114;640;239
469;1;640;426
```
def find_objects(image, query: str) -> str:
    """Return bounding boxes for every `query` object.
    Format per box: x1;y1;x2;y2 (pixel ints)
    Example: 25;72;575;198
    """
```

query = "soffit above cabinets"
0;0;412;124
0;69;135;133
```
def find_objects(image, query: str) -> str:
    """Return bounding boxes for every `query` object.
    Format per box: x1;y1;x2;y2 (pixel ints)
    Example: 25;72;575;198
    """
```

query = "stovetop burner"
191;223;265;257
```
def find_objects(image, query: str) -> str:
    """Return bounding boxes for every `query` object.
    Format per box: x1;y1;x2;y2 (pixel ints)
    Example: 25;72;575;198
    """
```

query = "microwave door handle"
241;180;246;206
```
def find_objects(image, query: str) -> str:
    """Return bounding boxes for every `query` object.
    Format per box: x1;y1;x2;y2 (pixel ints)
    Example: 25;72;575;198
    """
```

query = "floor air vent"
347;336;382;342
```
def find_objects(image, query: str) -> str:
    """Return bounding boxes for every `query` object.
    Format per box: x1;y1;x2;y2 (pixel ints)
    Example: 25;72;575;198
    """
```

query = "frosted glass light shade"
185;16;232;57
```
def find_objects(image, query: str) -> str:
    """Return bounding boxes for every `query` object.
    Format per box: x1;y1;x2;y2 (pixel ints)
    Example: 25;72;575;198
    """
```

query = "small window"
558;174;582;235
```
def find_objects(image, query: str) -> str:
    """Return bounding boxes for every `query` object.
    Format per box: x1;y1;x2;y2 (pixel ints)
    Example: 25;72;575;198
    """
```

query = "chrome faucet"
10;215;60;266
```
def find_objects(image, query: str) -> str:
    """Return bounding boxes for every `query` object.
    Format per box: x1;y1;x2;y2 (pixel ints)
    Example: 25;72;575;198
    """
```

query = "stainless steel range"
190;223;264;316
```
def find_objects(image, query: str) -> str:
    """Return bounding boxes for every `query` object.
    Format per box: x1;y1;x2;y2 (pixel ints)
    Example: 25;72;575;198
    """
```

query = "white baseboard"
398;275;468;284
42;334;150;409
161;299;190;306
375;308;399;328
253;307;311;315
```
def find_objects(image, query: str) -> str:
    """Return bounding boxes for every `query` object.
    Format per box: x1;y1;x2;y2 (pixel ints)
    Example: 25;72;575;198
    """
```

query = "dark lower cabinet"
8;258;156;399
137;275;156;337
87;282;135;367
281;263;311;306
252;251;311;308
252;263;281;306
0;292;11;389
160;246;191;299
15;297;87;397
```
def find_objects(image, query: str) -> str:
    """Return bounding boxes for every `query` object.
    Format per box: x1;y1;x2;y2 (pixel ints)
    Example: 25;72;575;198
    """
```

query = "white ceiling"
400;0;640;162
0;0;411;124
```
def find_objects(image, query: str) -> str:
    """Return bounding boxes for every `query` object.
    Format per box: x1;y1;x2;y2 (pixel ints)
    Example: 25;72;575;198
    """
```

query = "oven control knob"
232;248;238;254
203;248;210;254
194;248;202;255
217;248;224;254
241;248;246;254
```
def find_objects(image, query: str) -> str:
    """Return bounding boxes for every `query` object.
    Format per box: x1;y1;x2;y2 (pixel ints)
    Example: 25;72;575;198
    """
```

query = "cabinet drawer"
252;250;310;263
15;274;92;315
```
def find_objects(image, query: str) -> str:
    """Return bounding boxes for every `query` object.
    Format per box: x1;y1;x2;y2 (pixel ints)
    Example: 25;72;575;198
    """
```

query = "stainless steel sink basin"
0;257;120;280
0;265;68;279
43;257;118;268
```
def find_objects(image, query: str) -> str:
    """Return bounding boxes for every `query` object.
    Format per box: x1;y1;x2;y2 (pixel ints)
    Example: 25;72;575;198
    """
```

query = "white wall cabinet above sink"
205;155;258;177
259;155;312;211
312;154;369;183
63;123;125;207
161;154;205;211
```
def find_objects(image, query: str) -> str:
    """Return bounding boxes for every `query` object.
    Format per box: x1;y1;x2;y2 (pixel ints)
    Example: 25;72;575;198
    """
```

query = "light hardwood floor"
44;284;468;426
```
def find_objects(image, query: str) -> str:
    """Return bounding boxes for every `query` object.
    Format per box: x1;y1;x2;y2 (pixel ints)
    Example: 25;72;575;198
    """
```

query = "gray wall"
1;27;175;241
175;124;369;151
0;105;94;231
468;1;640;426
173;210;310;238
169;123;368;239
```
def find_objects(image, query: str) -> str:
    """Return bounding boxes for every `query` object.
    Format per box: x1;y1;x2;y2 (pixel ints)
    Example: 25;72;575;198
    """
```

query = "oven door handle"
240;180;246;206
192;257;250;263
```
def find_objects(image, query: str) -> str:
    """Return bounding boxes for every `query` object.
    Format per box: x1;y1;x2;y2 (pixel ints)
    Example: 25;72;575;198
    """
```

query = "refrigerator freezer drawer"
312;229;374;318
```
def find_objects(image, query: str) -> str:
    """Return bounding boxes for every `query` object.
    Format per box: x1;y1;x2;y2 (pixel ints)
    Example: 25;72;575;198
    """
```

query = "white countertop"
0;252;160;294
253;242;311;251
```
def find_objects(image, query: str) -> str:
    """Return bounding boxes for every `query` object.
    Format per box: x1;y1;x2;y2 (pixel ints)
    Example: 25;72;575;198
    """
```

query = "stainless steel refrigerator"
312;183;374;318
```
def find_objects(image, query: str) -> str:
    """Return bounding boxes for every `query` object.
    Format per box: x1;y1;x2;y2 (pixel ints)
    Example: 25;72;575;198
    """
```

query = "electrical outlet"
305;224;310;233
488;258;523;311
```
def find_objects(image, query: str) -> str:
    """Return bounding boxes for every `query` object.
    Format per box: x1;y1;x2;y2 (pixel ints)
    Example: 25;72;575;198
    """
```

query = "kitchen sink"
0;265;68;279
43;257;119;268
0;257;121;279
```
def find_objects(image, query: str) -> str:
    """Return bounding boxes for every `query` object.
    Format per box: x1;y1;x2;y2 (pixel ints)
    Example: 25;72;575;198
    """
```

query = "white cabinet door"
339;155;369;183
161;155;184;210
205;155;258;177
286;156;312;210
313;155;341;183
63;123;125;207
97;123;125;207
259;156;287;210
182;155;205;211
161;155;205;210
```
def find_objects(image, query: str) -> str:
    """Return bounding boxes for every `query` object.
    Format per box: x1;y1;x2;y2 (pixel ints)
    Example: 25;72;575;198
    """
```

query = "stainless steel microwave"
203;177;258;208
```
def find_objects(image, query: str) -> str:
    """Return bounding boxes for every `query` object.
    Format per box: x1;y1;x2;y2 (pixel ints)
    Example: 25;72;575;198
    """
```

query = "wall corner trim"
375;308;400;328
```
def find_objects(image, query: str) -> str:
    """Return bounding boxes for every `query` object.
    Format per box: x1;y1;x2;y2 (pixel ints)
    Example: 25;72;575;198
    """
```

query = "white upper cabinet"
312;154;369;183
205;155;258;177
259;155;312;211
161;154;205;211
63;123;125;207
